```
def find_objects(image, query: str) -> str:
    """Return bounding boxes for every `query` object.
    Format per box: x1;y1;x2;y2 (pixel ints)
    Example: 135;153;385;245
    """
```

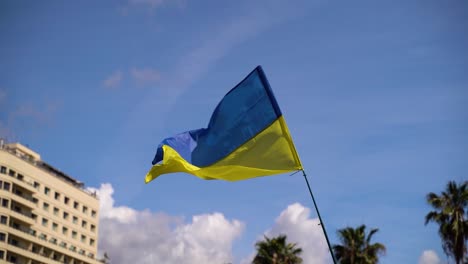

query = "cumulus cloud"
103;70;123;89
131;67;161;86
87;183;137;223
418;250;441;264
242;203;330;264
88;183;244;264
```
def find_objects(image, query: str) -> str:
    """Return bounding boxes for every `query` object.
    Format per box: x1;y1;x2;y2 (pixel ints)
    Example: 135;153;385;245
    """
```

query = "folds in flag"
145;66;302;183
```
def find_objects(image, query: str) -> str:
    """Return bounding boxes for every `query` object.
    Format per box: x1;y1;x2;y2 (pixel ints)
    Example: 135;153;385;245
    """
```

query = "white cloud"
131;67;161;86
129;0;164;10
89;183;244;264
87;183;137;223
102;68;161;89
119;0;178;16
103;70;123;89
418;250;441;264
242;203;330;264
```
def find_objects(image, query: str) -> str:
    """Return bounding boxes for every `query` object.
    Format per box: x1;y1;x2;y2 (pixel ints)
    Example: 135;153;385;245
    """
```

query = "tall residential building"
0;141;101;264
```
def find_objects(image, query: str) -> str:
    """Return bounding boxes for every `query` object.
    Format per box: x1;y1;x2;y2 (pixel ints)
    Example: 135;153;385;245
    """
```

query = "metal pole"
302;170;337;264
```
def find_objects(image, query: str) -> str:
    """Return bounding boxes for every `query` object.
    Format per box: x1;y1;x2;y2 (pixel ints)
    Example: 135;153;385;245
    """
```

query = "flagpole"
301;170;338;264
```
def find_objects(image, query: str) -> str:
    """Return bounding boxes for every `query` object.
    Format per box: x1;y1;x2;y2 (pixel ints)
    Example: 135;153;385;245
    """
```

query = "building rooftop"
0;139;97;199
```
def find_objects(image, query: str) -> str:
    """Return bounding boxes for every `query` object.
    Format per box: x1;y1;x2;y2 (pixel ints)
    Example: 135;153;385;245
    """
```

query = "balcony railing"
3;168;36;191
12;191;37;206
8;240;64;264
15;176;36;189
9;223;103;263
10;207;35;221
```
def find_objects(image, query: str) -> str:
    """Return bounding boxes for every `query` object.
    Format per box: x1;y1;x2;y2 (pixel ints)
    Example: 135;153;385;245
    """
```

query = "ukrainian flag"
145;66;302;183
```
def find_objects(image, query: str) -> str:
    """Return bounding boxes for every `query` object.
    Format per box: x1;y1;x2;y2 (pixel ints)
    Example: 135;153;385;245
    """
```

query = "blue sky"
1;0;467;263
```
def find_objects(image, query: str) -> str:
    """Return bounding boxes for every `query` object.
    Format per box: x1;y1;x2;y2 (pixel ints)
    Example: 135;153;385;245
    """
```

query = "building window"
43;202;49;211
1;199;8;208
0;215;7;224
62;227;68;235
0;180;2;188
0;166;6;174
34;181;40;189
74;201;79;209
90;239;95;246
82;220;87;228
63;212;69;220
42;218;48;227
3;182;10;191
72;231;77;239
64;196;70;205
73;216;78;224
91;210;96;218
0;232;6;241
83;206;88;214
8;169;15;177
91;224;96;232
0;250;4;259
45;187;50;195
11;239;18;246
54;192;60;200
52;222;58;231
32;245;39;253
81;234;86;243
17;174;24;181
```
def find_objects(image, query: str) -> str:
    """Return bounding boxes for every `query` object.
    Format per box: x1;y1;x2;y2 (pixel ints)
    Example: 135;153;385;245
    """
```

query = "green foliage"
332;225;386;264
253;234;303;264
425;180;468;264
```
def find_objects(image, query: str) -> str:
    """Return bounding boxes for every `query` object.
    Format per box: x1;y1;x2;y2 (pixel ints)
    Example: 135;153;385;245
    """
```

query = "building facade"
0;141;101;264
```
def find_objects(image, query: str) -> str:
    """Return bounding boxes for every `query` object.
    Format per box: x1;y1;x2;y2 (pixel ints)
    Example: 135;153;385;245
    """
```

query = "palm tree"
332;225;386;264
253;234;303;264
425;180;468;264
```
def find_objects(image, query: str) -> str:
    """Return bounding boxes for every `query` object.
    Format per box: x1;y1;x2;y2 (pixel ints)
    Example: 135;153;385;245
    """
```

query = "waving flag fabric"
145;66;302;183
